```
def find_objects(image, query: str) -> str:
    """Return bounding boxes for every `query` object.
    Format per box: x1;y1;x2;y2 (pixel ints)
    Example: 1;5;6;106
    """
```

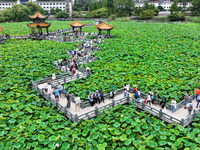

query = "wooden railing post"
77;73;79;79
80;100;84;109
180;118;184;126
193;110;196;119
159;109;163;118
95;107;98;116
75;114;78;122
64;76;66;84
48;94;51;101
127;94;130;103
112;99;115;108
142;102;145;109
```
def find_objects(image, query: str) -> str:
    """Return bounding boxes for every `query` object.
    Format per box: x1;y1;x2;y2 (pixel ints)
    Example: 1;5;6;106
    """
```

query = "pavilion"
0;27;4;43
95;21;114;36
69;20;85;35
27;11;51;35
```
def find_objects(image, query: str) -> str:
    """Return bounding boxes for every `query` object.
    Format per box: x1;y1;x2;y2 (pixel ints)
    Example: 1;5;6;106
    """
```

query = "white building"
0;0;71;14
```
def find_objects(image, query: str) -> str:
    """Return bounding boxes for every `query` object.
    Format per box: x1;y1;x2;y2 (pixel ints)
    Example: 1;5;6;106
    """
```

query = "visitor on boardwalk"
86;66;90;71
147;93;151;106
99;89;104;103
96;90;101;104
153;92;158;105
133;85;137;94
66;95;71;110
54;59;58;67
138;89;141;98
52;71;56;81
187;101;193;116
196;95;200;108
184;92;190;108
86;54;89;62
160;97;167;106
111;84;115;96
54;87;59;102
47;83;52;95
58;58;62;66
149;90;153;97
88;92;94;106
58;83;62;97
75;95;81;111
123;84;127;98
196;87;200;102
75;62;78;70
171;98;176;113
63;58;67;68
126;83;130;92
61;85;65;98
109;90;114;100
92;53;95;61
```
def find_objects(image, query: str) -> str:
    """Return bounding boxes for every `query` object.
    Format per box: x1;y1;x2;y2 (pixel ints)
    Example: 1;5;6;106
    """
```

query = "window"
60;7;62;8
53;3;55;5
47;7;49;8
53;6;55;8
50;3;52;5
63;7;65;8
50;7;52;8
60;3;62;5
56;3;58;5
63;3;65;5
44;7;46;8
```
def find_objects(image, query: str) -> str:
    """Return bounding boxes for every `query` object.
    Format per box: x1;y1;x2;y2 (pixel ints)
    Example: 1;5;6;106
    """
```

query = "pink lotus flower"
121;115;124;117
55;144;59;147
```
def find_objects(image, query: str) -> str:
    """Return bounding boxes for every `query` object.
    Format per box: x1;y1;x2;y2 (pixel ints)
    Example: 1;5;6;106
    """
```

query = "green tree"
0;8;12;22
140;9;155;19
50;8;55;15
25;1;44;14
191;0;200;16
158;6;164;11
114;0;135;17
55;8;62;14
11;4;30;22
170;0;179;15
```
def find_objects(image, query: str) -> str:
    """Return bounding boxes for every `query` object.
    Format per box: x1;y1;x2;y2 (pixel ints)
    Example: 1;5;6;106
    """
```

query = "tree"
55;8;62;14
50;8;55;15
114;0;135;17
158;6;164;11
170;0;179;15
25;2;44;14
140;9;155;19
11;4;30;22
191;0;200;16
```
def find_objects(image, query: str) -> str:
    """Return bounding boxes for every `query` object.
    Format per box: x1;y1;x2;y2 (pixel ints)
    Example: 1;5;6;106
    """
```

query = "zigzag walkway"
31;31;200;127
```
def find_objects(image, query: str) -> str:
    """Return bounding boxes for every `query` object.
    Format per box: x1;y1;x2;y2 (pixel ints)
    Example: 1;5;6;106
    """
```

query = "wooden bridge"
31;69;199;127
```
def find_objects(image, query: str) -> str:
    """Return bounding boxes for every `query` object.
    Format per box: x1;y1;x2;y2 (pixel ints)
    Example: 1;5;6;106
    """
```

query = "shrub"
87;7;109;18
115;17;131;22
30;26;38;35
109;14;116;21
186;16;200;23
55;11;69;18
140;9;155;19
168;13;185;21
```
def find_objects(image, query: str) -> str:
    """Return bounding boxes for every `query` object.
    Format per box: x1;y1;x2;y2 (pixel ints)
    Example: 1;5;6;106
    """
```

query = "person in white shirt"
171;98;176;113
52;71;56;81
75;95;81;111
126;83;130;92
47;83;52;95
147;93;151;106
138;89;141;98
149;90;153;97
86;66;90;71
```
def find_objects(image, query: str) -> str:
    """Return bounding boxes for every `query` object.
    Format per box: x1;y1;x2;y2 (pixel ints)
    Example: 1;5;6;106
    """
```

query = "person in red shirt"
133;85;137;94
196;87;200;102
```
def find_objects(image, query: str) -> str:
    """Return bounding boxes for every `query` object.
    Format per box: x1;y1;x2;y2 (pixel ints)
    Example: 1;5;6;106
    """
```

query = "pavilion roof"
27;23;51;28
0;27;3;32
29;12;48;19
70;20;85;27
95;21;114;30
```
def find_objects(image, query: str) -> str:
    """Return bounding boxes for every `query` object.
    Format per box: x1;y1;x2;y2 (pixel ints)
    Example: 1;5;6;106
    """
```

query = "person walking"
109;90;114;100
88;92;94;106
75;95;81;111
184;92;190;108
54;59;58;67
133;85;137;94
196;95;200;108
171;98;176;113
99;90;104;103
154;92;158;105
66;95;71;110
147;93;151;106
47;83;52;95
126;83;130;92
61;85;65;98
52;71;56;81
196;87;200;102
187;101;193;116
111;84;115;97
160;97;167;106
54;88;59;102
58;83;62;97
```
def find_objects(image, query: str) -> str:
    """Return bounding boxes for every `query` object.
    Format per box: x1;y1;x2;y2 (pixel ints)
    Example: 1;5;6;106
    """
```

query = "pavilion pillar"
99;29;101;36
46;27;49;34
72;27;74;32
80;27;82;35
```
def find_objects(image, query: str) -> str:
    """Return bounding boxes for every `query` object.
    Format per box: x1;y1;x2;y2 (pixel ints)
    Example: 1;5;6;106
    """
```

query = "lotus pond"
0;21;200;149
